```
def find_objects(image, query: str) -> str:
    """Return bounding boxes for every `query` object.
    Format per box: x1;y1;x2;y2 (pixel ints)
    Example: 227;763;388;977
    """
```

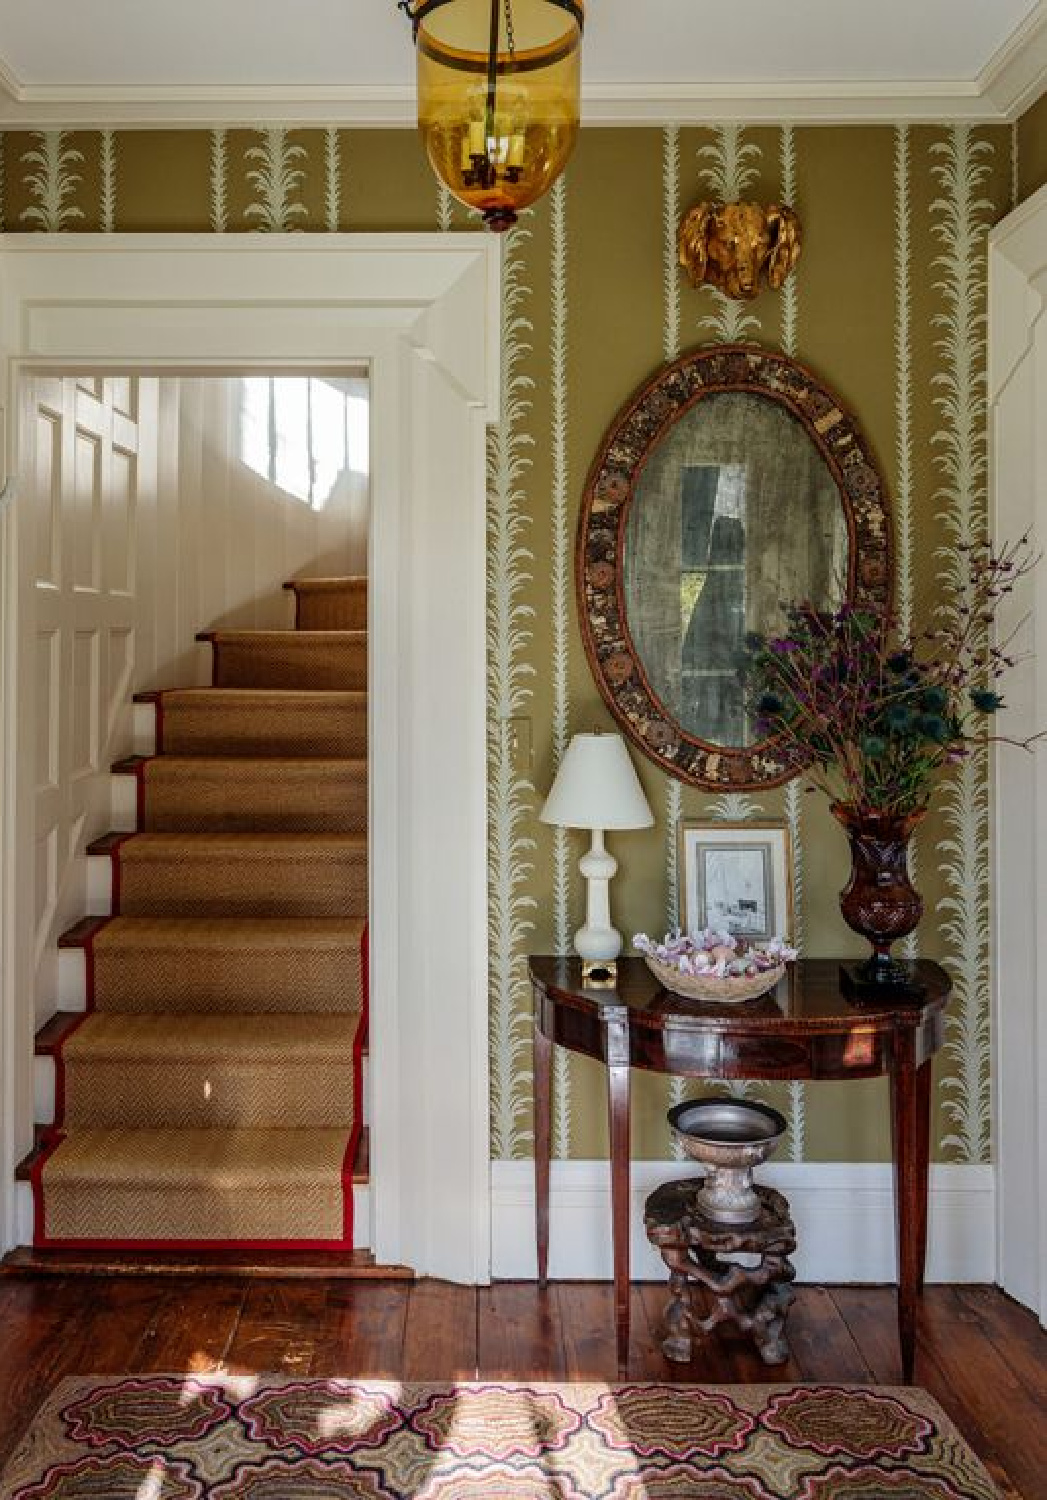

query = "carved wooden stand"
645;1178;797;1366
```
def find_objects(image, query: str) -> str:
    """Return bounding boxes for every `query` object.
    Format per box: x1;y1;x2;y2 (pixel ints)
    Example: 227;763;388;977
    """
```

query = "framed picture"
679;820;794;942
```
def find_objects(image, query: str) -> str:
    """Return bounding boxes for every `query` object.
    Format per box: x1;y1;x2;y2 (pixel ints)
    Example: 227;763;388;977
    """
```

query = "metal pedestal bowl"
668;1097;788;1225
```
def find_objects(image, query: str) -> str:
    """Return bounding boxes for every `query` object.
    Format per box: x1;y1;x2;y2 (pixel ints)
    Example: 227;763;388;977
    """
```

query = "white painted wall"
990;183;1047;1325
154;375;368;686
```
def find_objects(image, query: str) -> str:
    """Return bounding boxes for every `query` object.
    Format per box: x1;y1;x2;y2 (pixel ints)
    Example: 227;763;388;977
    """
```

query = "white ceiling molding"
0;77;1037;130
0;1;1042;130
980;0;1047;118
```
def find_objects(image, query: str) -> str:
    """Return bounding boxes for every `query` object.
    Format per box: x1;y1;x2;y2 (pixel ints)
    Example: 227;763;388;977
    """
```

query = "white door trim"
0;232;501;1282
989;184;1047;1325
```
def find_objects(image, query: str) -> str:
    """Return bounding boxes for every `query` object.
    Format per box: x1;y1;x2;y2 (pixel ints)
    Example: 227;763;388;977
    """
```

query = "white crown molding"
0;53;22;104
980;0;1047;118
0;10;1042;130
0;79;1017;129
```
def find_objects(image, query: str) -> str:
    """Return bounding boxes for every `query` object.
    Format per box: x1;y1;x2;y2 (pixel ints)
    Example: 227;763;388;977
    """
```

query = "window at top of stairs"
240;375;369;511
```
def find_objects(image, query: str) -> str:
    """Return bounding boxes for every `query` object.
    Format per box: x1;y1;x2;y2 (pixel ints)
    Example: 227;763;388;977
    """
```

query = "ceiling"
0;0;1044;127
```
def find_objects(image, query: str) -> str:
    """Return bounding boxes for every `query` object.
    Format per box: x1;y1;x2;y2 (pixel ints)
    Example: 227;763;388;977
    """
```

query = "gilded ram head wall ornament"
678;201;802;302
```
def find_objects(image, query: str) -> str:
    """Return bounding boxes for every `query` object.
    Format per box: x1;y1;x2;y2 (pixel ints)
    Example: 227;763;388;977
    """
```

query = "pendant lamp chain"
502;0;516;60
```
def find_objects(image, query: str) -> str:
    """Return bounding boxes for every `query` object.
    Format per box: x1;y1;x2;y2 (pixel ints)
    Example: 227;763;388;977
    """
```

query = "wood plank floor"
0;1279;1042;1498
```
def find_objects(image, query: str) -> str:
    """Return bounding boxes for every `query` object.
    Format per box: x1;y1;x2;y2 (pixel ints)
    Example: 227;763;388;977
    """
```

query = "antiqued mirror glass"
623;390;847;748
578;346;891;790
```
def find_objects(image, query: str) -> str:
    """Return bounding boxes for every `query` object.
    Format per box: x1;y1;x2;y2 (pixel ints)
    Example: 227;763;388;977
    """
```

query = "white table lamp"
540;731;654;973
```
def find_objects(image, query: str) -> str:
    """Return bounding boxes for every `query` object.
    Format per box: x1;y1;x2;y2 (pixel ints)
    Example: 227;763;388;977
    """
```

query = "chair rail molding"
0;232;501;1281
989;183;1047;1327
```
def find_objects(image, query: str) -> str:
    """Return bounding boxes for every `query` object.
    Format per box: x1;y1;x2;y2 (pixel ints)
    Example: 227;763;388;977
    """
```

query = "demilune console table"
529;955;951;1381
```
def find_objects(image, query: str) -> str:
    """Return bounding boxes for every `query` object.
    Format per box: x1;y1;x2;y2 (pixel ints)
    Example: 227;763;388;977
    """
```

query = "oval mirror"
578;346;891;789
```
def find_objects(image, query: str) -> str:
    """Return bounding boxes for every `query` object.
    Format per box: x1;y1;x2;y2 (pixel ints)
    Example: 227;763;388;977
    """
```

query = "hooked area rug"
0;1377;998;1499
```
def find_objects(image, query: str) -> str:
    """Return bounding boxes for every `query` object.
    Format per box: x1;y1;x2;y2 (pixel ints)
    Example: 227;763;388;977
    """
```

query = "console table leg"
603;1006;632;1372
533;996;552;1290
913;1058;932;1296
890;1041;931;1383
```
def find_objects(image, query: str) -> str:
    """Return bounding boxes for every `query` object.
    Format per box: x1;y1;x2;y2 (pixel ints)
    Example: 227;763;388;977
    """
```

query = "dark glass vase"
831;802;925;988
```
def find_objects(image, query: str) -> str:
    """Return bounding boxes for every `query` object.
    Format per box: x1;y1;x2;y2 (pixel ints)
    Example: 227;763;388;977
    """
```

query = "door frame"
0;232;501;1282
989;184;1047;1325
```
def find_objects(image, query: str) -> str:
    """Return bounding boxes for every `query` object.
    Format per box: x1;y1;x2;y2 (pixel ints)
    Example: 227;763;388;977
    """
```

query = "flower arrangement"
746;535;1036;818
634;929;798;980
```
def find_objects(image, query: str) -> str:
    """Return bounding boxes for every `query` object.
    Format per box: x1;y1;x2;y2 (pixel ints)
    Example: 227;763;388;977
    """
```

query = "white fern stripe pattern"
894;126;915;635
487;222;538;1160
785;779;806;1159
893;124;920;965
20;131;84;231
100;130;116;233
662;125;688;1159
696;127;761;342
324;128;341;232
210;130;228;233
550;178;572;1158
780;126;798;357
437;184;453;232
662;126;681;364
708;793;764;822
245;128;309;232
929;126;995;1165
661;126;684;939
550;178;571;959
664;781;682;935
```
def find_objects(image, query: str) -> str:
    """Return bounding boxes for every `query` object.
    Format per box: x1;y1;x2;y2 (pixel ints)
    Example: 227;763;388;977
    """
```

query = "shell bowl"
643;954;785;1005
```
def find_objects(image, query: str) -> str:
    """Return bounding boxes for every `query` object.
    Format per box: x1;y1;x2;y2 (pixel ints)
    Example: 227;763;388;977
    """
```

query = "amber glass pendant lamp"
402;0;584;231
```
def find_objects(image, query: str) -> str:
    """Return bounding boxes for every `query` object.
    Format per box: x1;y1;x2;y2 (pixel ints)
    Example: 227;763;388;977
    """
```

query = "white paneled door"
16;376;142;1028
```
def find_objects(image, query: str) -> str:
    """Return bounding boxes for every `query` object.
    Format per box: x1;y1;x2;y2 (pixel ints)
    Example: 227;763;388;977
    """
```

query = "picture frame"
679;820;794;942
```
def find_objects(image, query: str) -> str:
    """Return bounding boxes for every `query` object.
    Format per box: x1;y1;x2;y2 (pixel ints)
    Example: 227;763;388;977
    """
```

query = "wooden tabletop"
529;956;951;1037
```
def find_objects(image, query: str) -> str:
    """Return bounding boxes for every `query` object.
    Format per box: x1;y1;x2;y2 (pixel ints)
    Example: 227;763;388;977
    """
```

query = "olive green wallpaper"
0;121;1020;1166
1018;89;1047;200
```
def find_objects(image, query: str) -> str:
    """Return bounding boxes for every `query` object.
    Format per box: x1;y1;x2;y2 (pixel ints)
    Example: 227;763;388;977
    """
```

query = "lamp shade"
540;732;654;831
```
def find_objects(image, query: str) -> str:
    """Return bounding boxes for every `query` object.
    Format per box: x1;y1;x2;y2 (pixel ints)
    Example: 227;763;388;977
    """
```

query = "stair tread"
35;1009;370;1059
59;1012;362;1062
113;754;366;772
197;629;366;645
88;830;368;855
284;576;366;591
59;914;367;948
19;1125;369;1184
135;688;367;705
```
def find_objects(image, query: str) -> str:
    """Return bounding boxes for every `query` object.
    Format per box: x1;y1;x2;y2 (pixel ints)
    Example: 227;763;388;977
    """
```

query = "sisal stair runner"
32;576;369;1251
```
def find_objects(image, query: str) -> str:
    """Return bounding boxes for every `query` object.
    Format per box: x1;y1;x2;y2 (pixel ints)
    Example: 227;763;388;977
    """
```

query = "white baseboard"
491;1160;995;1284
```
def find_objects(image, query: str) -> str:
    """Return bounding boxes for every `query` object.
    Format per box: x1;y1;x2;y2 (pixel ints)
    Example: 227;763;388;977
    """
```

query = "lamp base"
581;959;618;988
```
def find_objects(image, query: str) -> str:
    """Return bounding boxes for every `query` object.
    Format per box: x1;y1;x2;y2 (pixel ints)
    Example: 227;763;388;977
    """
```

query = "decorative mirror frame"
577;344;892;790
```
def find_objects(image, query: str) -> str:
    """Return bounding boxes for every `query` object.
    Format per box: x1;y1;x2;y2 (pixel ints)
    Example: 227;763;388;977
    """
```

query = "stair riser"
210;640;367;692
60;940;366;1015
36;1054;371;1128
85;947;364;1013
15;1181;371;1249
88;851;368;918
294;596;367;631
141;698;368;759
61;1060;358;1131
118;768;368;835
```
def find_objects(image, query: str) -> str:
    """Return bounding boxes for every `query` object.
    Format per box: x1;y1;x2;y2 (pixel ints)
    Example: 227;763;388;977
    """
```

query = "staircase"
16;577;374;1264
